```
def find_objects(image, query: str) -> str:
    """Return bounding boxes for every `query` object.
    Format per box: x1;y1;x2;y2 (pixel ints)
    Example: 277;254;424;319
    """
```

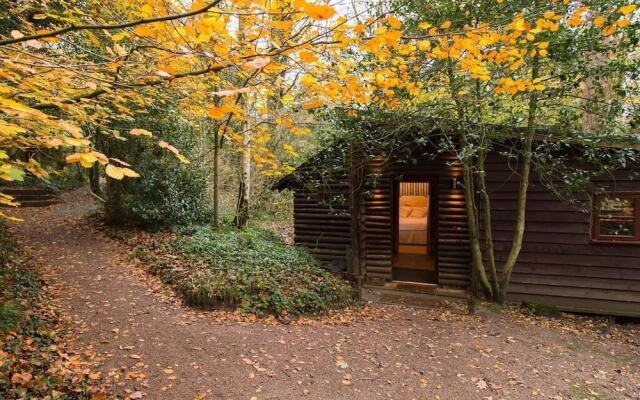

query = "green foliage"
0;300;24;332
0;225;40;333
103;107;212;228
521;301;561;317
143;226;355;315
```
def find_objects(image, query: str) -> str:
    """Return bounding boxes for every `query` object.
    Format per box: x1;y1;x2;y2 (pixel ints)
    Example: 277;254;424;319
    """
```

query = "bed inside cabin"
398;195;429;254
393;181;436;283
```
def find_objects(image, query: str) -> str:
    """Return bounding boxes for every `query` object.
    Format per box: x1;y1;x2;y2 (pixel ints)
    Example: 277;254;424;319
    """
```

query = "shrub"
102;109;212;228
146;227;355;315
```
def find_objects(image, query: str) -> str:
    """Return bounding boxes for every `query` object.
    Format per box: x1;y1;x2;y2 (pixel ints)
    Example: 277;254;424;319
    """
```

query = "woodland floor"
7;189;640;400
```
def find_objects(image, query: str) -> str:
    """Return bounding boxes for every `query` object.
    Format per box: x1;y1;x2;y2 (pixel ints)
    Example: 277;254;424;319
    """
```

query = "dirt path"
9;190;640;400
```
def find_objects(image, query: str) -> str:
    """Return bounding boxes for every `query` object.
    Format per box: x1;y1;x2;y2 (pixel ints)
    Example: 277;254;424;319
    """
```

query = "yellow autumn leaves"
64;128;188;180
1;0;638;189
292;0;336;21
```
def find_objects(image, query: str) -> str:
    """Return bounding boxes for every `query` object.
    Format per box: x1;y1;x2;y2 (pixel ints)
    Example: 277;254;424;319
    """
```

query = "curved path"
9;190;640;400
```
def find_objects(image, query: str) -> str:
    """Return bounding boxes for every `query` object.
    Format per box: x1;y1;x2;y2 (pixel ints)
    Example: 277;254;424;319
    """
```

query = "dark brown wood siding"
484;153;640;317
293;184;352;271
437;178;471;288
362;157;394;285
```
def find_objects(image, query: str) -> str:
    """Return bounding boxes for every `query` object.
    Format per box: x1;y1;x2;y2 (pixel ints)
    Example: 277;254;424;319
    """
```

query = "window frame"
591;191;640;245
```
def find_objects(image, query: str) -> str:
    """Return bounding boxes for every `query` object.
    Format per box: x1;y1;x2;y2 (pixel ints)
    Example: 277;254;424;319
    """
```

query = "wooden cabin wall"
436;178;471;288
361;157;393;285
293;180;352;272
484;152;640;317
362;154;472;288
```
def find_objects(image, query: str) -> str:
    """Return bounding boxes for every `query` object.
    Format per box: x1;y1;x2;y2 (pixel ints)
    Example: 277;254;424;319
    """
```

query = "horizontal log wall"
484;152;640;317
363;157;393;284
293;184;352;272
437;178;471;288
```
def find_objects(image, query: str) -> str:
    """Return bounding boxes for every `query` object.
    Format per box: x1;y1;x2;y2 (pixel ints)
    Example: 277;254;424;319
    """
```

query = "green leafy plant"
142;227;355;316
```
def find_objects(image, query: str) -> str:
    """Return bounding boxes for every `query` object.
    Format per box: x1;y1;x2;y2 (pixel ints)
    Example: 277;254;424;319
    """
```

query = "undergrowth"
133;226;356;316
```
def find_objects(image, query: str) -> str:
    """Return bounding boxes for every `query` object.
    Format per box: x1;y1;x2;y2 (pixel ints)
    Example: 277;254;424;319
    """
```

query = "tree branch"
0;1;222;47
32;62;232;110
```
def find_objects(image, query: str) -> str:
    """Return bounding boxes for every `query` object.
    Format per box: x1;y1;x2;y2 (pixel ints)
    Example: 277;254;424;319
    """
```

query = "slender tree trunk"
476;146;500;297
495;59;540;303
446;59;493;298
233;15;251;228
233;109;251;228
89;163;101;196
461;160;493;297
213;128;221;229
472;80;500;297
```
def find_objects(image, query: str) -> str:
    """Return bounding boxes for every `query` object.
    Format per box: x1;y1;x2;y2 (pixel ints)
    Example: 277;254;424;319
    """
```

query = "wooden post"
349;140;363;289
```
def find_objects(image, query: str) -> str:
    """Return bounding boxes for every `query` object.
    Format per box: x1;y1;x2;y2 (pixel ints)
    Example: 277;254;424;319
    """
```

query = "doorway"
392;179;437;283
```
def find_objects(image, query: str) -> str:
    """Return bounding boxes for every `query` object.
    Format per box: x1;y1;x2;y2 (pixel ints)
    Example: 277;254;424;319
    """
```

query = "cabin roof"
274;116;640;191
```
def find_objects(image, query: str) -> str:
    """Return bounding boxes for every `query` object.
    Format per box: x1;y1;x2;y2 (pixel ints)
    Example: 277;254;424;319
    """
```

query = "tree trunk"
213;129;221;229
233;117;251;228
461;158;493;298
89;163;101;196
495;59;540;303
233;15;251;229
475;145;500;297
446;60;493;298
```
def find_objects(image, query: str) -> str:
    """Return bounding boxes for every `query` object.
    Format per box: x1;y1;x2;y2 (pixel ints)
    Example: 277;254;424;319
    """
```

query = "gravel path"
9;190;640;400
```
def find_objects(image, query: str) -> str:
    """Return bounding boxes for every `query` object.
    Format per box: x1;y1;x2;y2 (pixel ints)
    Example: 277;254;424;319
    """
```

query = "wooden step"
0;187;60;207
1;187;54;196
16;199;61;207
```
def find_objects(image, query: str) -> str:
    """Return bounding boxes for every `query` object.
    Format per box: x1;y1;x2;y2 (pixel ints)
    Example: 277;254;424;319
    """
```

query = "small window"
592;192;640;243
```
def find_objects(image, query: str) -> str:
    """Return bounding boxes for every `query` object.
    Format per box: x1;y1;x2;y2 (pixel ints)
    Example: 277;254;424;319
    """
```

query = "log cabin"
275;122;640;317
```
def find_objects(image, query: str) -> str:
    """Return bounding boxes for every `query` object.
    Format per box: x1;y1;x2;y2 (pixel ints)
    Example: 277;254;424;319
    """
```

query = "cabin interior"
393;181;437;284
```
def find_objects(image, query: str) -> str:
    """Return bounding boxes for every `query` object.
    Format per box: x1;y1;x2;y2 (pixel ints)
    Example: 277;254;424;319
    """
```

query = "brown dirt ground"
7;189;640;400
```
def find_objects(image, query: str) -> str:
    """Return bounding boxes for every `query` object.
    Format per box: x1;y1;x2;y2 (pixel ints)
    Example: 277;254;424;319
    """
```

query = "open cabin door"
392;178;438;283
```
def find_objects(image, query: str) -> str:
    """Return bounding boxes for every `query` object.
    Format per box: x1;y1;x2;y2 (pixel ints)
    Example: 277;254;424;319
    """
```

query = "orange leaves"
387;16;402;29
208;104;236;120
11;372;32;384
133;25;154;37
602;25;617;36
495;77;546;95
376;29;402;46
298;50;317;63
302;97;324;110
159;140;190;164
157;66;177;78
619;4;638;15
617;18;630;28
593;16;606;27
292;0;336;21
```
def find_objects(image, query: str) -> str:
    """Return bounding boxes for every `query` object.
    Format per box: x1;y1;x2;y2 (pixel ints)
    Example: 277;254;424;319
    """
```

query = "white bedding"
398;196;429;245
399;217;427;231
399;216;428;245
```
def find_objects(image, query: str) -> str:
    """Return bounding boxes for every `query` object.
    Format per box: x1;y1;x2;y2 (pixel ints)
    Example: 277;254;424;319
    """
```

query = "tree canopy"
1;0;638;218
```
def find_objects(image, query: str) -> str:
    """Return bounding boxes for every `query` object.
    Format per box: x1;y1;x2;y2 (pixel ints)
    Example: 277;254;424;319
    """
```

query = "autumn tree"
0;0;345;221
326;0;639;301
